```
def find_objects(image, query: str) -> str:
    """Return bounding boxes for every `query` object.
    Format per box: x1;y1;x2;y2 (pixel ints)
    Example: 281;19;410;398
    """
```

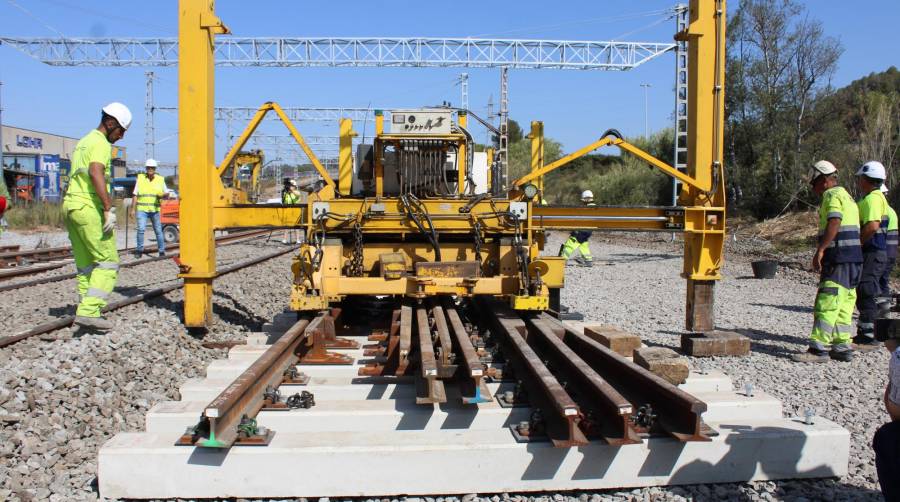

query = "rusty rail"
415;306;446;403
539;313;710;442
443;298;488;403
525;316;640;445
478;298;587;447
194;316;312;448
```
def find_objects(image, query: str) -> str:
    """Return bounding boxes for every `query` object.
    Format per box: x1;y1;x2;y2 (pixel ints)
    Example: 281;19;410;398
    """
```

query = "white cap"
145;158;158;168
581;189;594;200
809;160;837;182
856;160;886;180
102;102;132;130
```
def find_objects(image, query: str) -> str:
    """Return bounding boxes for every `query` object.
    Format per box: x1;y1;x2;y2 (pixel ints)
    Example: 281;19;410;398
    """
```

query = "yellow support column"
374;111;384;197
529;121;544;197
485;147;494;191
338;118;356;195
682;0;726;331
457;111;468;194
178;0;228;328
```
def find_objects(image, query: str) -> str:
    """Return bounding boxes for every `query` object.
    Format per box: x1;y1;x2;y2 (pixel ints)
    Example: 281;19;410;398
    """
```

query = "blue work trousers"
136;210;164;254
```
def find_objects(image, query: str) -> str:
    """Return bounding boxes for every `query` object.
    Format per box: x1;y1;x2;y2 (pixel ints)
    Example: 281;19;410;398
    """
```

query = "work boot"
791;348;829;363
133;250;142;259
574;256;594;267
829;348;855;362
852;335;881;352
158;251;166;257
74;316;113;332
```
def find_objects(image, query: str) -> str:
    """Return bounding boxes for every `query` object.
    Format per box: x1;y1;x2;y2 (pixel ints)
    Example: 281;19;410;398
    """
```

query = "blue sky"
0;0;898;169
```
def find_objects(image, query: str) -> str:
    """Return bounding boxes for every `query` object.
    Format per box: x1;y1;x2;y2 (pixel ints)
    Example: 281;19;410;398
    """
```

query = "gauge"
522;183;539;199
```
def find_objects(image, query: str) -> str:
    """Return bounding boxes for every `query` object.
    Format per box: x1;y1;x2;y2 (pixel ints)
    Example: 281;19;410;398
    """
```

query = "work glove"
102;207;117;234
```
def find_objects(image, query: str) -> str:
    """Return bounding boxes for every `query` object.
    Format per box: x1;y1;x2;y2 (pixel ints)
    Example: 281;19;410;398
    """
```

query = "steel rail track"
0;229;272;285
0;229;272;269
0;244;297;348
477;298;710;446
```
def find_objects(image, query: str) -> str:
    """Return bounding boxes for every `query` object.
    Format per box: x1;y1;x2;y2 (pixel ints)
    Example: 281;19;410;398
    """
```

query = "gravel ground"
0;231;888;500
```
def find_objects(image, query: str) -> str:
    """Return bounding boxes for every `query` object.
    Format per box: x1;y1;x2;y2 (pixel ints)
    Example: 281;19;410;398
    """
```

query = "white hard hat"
145;158;158;168
102;102;132;130
289;179;297;186
581;189;594;200
856;160;886;180
809;160;837;182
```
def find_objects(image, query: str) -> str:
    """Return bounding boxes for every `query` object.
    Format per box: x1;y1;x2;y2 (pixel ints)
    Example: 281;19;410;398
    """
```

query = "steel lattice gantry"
0;37;675;70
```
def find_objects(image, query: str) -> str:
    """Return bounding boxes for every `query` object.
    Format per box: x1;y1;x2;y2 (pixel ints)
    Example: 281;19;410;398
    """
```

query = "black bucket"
751;260;778;279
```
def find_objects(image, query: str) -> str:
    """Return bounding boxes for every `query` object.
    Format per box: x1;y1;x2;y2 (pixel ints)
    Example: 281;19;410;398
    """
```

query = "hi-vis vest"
135;174;167;213
282;190;300;204
64;129;112;208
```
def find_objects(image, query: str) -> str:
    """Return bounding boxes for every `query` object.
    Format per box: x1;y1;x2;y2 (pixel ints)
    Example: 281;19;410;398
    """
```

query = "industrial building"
1;125;126;202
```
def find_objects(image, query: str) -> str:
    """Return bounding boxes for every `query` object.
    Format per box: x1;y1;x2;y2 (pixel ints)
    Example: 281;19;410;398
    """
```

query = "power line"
5;0;66;37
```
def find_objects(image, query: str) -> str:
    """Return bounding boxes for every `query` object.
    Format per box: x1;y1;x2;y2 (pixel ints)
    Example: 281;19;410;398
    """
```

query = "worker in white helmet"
793;160;863;363
558;189;596;266
878;183;898;314
281;178;301;244
62;102;132;332
131;158;171;258
853;160;891;350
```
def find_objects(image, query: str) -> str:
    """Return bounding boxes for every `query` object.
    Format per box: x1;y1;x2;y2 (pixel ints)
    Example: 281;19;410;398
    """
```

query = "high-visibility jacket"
134;174;167;213
819;186;863;265
887;205;899;260
858;189;891;253
282;190;300;204
64;129;111;209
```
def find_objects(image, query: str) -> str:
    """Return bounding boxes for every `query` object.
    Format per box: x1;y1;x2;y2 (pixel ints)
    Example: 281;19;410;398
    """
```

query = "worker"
281;178;300;244
131;159;171;258
63;102;131;332
792;161;862;363
855;161;891;350
879;184;898;315
0;166;8;228
873;327;900;500
558;189;596;266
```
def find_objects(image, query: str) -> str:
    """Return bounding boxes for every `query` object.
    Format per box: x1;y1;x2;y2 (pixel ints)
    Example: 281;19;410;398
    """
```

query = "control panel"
388;109;452;135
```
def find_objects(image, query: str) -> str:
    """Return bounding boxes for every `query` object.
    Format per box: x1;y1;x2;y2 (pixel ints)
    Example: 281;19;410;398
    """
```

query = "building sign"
16;135;43;149
38;154;61;201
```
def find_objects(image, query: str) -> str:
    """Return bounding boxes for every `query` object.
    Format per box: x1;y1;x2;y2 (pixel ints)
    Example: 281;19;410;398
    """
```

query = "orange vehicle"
160;197;180;243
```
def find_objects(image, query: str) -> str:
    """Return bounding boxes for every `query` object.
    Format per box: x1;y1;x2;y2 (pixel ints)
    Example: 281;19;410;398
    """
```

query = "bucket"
751;260;778;279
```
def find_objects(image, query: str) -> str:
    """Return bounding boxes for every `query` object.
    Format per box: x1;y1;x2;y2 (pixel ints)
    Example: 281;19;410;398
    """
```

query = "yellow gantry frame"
177;0;726;330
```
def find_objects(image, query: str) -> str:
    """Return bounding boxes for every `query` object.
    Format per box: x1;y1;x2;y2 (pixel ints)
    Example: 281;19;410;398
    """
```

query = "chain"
472;218;484;274
510;213;530;294
349;220;364;277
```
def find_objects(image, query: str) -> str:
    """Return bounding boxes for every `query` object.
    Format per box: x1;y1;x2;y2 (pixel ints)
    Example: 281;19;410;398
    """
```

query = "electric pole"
640;83;652;139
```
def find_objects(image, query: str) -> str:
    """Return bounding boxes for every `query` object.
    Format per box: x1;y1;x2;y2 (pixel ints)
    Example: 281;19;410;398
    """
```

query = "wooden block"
633;347;690;385
584;325;642;357
681;330;750;357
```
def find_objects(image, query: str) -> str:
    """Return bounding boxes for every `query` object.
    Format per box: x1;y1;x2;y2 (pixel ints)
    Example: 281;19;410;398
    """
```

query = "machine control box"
389;109;452;135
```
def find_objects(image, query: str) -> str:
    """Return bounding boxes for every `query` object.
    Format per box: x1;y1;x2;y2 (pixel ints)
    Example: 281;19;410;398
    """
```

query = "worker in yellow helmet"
63;102;131;332
558;189;596;266
131;158;171;257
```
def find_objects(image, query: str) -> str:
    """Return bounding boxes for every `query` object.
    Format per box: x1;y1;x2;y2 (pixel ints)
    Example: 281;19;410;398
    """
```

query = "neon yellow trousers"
560;236;592;261
809;279;855;352
64;200;119;318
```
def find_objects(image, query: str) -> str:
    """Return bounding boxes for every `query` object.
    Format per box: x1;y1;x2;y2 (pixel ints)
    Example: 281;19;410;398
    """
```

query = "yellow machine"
218;149;264;204
177;0;725;332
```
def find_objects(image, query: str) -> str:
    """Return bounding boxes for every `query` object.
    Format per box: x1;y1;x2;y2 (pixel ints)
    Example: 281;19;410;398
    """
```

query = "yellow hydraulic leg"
529;121;544;196
178;0;229;328
339;118;356;195
682;0;726;331
458;111;468;194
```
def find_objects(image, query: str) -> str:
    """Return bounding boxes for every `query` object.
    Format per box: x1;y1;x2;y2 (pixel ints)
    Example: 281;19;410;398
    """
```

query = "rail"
0;244;297;348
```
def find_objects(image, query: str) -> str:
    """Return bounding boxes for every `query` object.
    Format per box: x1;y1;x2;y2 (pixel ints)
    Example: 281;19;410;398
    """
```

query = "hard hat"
809;160;837;182
581;190;594;200
856;160;886;180
102;102;132;130
289;179;297;186
145;158;158;169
